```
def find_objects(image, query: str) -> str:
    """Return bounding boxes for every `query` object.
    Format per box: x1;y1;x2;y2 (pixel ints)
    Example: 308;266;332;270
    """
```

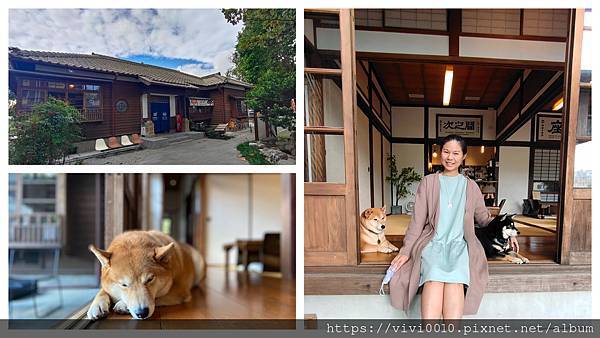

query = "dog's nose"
135;307;150;319
381;225;385;229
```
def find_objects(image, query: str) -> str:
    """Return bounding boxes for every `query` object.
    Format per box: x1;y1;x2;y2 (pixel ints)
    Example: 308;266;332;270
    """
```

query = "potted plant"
385;154;422;214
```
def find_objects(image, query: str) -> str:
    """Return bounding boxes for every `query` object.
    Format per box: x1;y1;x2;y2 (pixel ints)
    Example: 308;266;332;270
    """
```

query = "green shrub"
9;97;82;164
236;142;271;165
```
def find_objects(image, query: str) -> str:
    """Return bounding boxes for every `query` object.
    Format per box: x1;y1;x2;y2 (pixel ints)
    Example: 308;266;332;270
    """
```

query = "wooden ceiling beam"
353;52;564;71
479;68;497;107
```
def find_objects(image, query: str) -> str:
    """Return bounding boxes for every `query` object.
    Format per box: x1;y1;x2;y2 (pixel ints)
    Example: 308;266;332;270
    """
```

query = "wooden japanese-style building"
8;47;252;140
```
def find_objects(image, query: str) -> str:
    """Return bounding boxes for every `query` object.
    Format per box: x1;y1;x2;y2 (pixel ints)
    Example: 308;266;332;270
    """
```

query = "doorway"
150;98;170;134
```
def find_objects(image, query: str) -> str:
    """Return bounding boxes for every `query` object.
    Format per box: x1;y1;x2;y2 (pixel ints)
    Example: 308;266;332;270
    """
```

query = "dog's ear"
362;208;373;219
89;245;112;268
381;205;386;213
154;242;175;262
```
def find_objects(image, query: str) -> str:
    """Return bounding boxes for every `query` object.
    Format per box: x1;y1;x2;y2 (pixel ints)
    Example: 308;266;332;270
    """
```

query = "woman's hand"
390;254;409;272
510;236;519;253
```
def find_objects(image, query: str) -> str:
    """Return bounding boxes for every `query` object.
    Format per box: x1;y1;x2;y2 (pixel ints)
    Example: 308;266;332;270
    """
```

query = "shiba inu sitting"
359;205;399;254
87;230;206;320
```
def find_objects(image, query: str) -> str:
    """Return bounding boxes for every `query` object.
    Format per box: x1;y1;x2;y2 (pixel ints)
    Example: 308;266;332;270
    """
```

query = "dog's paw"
521;257;530;264
113;300;129;315
511;257;524;264
87;297;110;320
378;246;394;254
389;244;400;252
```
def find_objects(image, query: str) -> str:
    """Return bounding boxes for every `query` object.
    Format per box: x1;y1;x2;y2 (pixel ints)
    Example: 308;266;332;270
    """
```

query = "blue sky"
124;55;214;71
9;9;242;76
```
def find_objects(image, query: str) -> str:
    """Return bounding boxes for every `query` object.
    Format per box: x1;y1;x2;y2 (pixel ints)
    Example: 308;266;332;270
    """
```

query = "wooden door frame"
304;9;360;266
557;9;585;265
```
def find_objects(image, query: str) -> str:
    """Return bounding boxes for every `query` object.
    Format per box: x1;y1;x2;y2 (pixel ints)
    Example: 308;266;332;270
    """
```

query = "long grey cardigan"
389;172;494;315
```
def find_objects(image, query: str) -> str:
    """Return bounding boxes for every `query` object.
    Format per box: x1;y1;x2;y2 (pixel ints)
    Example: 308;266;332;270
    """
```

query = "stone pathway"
82;129;256;165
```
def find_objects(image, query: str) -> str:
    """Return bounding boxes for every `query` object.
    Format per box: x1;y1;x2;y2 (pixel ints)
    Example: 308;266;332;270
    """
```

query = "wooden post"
104;173;124;246
55;174;67;246
193;175;208;260
340;9;359;265
558;9;584;265
280;174;296;279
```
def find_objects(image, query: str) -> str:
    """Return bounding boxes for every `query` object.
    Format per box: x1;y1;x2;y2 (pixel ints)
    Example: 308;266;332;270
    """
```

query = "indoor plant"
385;154;422;214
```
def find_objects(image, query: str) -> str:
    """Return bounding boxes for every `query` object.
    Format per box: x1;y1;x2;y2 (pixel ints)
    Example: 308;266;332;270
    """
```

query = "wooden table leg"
224;247;230;272
242;247;248;271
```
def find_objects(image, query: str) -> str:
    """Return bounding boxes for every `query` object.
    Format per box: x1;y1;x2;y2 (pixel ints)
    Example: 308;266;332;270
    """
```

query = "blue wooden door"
150;102;170;133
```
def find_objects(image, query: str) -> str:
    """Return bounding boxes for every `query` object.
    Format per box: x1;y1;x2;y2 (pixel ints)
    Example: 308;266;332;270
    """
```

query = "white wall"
392;107;424;138
372;128;383;208
429;107;497;140
459;36;566;62
305;19;314;45
507;120;531;142
357;108;371;213
498;147;530;214
323;79;345;183
316;28;449;56
204;174;283;266
391;144;424;211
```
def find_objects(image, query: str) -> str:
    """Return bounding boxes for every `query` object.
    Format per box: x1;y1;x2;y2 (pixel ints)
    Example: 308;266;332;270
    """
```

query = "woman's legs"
441;283;465;319
421;281;444;319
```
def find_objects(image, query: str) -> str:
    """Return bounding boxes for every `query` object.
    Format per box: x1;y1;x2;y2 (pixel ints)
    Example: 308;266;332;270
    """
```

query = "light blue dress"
419;174;470;287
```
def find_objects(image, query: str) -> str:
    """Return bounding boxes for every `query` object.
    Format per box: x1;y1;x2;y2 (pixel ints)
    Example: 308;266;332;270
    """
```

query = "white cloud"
176;63;215;77
9;9;241;72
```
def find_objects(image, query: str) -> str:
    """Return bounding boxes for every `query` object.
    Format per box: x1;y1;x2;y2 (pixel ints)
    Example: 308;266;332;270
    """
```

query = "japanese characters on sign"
189;97;214;107
538;115;562;141
437;114;482;139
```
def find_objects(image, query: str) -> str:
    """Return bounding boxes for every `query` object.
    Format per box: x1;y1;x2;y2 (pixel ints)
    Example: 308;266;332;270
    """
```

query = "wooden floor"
88;267;295;329
361;235;556;265
364;213;557;265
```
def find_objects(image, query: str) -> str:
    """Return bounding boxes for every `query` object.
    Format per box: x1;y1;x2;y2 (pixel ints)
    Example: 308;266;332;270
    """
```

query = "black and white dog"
475;213;530;264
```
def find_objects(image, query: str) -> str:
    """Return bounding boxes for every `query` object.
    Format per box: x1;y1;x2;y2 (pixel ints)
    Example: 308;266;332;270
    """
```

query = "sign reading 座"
537;115;562;141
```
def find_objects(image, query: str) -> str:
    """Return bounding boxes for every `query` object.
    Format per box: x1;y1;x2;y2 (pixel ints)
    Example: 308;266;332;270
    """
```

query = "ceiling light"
443;66;454;106
481;145;485;154
408;93;424;99
432;152;438;158
465;96;480;101
552;97;564;111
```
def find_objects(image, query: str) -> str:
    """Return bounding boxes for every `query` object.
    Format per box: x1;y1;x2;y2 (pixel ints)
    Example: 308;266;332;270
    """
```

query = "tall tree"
222;9;296;136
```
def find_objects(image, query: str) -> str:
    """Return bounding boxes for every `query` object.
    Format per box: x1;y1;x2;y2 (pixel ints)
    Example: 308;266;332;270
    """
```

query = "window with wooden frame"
305;11;345;184
385;9;447;31
16;77;103;122
304;9;359;268
522;9;569;38
531;148;560;203
355;9;383;27
462;9;521;35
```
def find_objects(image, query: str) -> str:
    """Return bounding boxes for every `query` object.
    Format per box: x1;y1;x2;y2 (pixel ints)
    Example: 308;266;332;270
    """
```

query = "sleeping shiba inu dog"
475;213;530;264
87;230;206;320
360;205;399;254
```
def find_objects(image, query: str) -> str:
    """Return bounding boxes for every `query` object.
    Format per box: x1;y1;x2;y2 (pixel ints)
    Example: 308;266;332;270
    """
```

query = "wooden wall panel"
66;174;102;258
304;195;348;265
570;197;591;253
113;81;143;137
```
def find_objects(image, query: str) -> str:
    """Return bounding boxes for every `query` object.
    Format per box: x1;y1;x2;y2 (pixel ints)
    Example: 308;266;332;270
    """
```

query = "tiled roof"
9;47;252;89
